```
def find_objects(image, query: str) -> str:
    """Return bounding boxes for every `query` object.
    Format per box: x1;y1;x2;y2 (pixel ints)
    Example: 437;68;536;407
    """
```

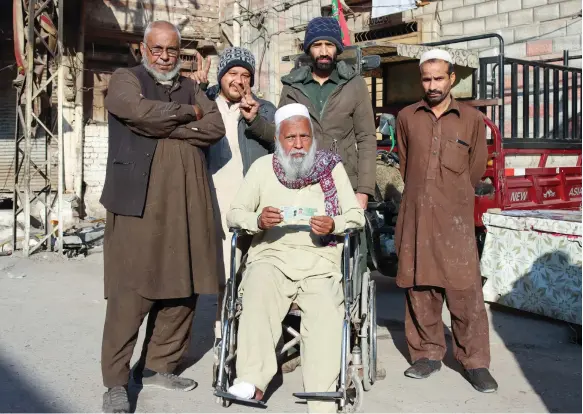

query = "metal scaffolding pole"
12;0;64;256
57;0;64;253
22;0;34;257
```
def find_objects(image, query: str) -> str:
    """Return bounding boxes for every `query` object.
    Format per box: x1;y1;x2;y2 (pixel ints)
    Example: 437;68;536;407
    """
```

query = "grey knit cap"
218;47;256;86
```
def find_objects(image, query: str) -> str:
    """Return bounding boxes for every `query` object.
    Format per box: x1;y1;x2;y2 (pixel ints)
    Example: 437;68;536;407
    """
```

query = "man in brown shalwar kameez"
99;21;225;413
395;49;498;393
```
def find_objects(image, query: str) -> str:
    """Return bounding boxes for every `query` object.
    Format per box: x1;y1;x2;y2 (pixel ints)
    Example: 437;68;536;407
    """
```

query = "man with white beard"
225;103;364;413
100;20;225;413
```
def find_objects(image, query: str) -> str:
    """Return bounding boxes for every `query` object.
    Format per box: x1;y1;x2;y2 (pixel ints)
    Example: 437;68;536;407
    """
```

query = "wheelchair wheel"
214;292;237;408
368;280;378;385
361;280;377;391
214;360;234;408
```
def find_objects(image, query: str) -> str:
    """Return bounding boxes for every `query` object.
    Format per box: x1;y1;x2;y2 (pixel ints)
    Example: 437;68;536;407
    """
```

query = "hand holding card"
280;206;318;222
258;206;283;230
310;215;335;235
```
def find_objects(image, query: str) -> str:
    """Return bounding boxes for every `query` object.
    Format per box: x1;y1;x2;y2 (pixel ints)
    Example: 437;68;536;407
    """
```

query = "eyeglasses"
143;43;180;58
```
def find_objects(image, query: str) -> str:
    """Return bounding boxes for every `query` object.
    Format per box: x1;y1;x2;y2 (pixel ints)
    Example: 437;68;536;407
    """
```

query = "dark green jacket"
247;61;377;196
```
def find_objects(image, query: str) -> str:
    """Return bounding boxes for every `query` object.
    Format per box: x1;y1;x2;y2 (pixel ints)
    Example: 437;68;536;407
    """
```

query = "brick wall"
83;124;108;218
85;0;221;43
78;0;581;212
398;0;582;140
421;0;582;61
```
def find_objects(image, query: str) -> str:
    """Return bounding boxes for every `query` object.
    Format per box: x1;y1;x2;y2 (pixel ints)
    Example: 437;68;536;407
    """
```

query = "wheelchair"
212;226;381;412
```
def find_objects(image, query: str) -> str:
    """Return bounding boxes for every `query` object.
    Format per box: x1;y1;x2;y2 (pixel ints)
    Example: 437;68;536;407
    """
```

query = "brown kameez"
396;97;490;369
103;68;224;300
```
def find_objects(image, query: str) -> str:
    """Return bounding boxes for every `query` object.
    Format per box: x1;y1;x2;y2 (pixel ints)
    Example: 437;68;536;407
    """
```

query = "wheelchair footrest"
293;391;343;401
214;390;267;408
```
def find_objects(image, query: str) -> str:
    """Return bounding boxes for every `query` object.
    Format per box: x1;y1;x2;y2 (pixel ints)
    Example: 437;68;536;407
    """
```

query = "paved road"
0;250;581;413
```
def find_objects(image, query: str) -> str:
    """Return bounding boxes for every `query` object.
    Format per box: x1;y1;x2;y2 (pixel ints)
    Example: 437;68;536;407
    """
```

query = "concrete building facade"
1;0;581;219
82;0;583;217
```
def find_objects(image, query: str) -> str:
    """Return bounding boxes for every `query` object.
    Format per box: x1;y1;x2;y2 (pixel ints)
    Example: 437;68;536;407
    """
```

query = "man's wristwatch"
257;213;262;230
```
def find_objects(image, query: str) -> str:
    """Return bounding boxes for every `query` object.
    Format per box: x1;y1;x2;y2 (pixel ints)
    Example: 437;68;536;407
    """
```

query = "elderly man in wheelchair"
213;103;379;413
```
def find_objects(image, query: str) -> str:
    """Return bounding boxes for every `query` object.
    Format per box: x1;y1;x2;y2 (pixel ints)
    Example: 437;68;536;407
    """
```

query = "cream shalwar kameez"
226;154;365;413
210;94;245;284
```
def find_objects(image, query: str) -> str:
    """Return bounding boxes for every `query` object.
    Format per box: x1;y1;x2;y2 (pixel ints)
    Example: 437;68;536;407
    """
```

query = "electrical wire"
0;63;16;72
217;0;313;25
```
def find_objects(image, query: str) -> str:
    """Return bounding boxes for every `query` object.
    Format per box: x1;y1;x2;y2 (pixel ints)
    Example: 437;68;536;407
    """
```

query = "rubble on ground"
0;216;106;258
61;219;106;258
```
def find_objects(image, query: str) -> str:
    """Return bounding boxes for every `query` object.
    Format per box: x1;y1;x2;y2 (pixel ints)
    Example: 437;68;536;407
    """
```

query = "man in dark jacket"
188;46;276;355
195;47;276;175
246;17;377;209
100;20;225;413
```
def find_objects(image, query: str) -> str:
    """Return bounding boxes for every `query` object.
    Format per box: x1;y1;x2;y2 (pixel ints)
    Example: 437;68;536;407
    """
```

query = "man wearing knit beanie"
303;16;344;63
190;47;276;362
245;16;377;377
248;16;376;209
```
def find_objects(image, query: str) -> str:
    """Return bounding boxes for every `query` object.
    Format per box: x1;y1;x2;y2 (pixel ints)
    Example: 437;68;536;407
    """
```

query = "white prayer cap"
419;49;453;66
274;103;310;126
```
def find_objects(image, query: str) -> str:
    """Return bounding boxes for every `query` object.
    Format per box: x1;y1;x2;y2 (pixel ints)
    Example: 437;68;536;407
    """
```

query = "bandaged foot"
228;382;264;401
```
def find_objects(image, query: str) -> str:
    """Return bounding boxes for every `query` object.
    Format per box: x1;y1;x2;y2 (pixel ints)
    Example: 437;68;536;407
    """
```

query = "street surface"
0;249;581;413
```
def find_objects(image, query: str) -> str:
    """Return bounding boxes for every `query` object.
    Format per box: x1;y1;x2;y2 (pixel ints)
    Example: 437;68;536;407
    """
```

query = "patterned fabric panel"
481;212;582;325
483;210;582;236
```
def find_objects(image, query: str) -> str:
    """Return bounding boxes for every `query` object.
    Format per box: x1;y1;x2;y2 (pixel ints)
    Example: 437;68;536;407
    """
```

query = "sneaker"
281;355;301;374
404;358;442;379
465;368;498;393
134;368;197;392
102;386;130;413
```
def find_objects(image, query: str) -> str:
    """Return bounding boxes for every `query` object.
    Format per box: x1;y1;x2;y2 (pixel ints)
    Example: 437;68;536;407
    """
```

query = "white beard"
142;57;182;82
274;139;318;181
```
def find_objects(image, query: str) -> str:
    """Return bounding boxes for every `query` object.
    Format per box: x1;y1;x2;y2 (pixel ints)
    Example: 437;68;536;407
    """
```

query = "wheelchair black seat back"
213;227;382;413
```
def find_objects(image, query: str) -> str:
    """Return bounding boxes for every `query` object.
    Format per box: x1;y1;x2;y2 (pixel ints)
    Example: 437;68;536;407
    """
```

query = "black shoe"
465;368;498;393
404;358;442;379
133;367;197;392
102;386;130;413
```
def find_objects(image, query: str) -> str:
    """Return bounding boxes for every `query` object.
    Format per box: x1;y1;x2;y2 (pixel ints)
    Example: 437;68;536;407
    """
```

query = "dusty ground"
0;249;581;413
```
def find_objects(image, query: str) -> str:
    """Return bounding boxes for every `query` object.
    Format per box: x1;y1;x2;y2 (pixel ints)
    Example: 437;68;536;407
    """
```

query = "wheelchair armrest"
342;227;362;245
228;227;254;237
228;227;255;253
343;227;362;237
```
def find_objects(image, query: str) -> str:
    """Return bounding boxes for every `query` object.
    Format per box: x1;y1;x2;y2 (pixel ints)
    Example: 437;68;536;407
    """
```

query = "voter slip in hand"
280;206;318;222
